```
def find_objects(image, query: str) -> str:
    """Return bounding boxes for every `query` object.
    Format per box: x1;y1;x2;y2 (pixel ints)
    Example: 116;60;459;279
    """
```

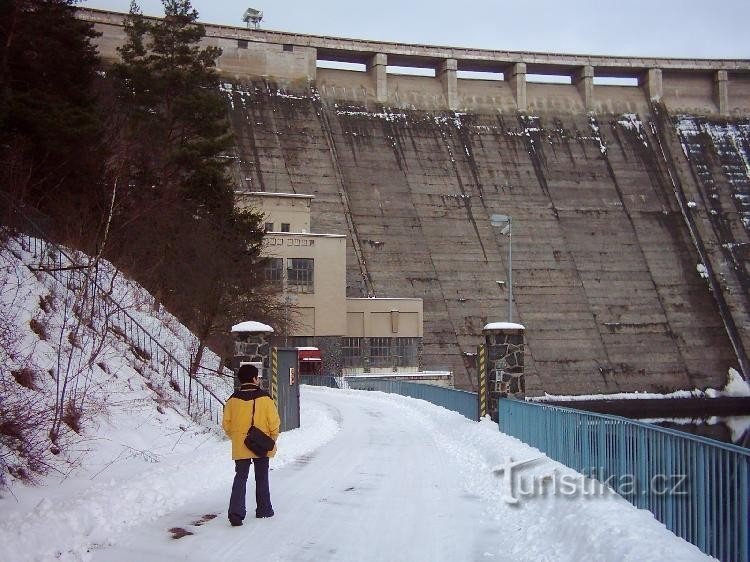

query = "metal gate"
269;347;300;431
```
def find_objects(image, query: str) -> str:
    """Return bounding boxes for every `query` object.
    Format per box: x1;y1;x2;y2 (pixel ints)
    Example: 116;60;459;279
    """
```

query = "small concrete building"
235;192;423;375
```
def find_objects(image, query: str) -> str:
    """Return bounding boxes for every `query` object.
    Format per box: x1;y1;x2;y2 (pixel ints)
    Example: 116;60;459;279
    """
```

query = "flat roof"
347;297;422;301
236;191;315;200
265;232;346;238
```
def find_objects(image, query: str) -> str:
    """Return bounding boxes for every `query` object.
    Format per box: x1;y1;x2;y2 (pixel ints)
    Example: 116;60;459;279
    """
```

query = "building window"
288;258;314;292
263;257;283;283
265;222;274;232
281;222;290;232
370;337;392;368
288;336;313;347
393;337;418;367
238;39;248;49
283;44;294;52
342;337;362;368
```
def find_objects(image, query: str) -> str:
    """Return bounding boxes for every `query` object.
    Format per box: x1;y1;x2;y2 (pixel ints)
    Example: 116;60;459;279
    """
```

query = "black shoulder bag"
244;399;276;456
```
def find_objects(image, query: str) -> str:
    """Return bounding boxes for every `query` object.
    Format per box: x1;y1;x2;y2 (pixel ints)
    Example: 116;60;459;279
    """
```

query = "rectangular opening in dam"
457;70;505;81
527;74;572;84
316;60;366;72
386;66;436;77
593;76;639;86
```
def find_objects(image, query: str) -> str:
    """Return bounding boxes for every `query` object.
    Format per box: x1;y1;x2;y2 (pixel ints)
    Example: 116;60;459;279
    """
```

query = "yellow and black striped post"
478;344;487;420
270;348;279;406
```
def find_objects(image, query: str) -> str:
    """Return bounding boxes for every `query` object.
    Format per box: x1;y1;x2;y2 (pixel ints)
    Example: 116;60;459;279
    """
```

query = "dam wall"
79;9;750;393
80;8;750;117
220;83;749;393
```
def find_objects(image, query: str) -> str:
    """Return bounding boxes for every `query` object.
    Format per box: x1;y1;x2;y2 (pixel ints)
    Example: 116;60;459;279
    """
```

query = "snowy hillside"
0;232;235;486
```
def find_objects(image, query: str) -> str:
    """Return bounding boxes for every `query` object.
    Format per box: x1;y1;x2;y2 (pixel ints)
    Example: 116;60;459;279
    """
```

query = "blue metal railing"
499;398;750;562
347;378;478;420
299;375;339;388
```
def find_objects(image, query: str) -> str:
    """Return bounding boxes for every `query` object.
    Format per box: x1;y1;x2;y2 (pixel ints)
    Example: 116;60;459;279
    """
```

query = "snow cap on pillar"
232;321;274;333
483;322;524;333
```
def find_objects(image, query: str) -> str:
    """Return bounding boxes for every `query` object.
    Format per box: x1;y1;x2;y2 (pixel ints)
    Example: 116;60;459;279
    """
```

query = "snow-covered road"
94;388;501;561
91;387;712;562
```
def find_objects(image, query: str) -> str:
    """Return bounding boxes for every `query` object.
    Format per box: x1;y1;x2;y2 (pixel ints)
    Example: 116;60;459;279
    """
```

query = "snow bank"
364;390;712;561
532;367;748;402
0;398;340;561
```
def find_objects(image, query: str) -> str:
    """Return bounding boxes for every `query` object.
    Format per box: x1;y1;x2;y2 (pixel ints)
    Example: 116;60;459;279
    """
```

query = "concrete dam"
81;9;750;394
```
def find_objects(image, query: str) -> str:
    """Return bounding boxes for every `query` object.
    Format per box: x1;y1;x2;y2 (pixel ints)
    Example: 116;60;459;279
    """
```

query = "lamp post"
282;269;290;346
490;214;513;322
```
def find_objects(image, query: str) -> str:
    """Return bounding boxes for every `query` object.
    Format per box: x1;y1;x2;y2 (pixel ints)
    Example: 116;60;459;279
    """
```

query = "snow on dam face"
79;8;750;394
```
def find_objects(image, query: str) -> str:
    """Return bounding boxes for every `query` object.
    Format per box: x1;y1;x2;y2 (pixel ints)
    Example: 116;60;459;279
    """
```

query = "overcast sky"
82;0;749;59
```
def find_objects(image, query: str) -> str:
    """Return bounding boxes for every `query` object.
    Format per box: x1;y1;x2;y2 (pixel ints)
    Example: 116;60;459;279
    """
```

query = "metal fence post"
477;344;487;421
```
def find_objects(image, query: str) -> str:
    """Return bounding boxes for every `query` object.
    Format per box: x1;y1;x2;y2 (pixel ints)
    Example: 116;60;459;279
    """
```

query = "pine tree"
0;0;104;232
111;0;233;218
108;1;279;356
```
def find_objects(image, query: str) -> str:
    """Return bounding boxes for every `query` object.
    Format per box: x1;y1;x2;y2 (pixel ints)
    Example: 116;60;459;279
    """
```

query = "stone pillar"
508;63;527;112
367;53;388;104
640;68;663;101
417;338;424;372
361;337;371;373
483;322;525;403
438;58;458;110
231;321;274;388
715;70;729;116
314;336;342;376
574;65;594;111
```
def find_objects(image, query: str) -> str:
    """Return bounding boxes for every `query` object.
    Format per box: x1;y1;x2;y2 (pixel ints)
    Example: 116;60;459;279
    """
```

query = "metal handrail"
2;200;227;425
346;378;479;420
19;233;227;425
499;398;749;562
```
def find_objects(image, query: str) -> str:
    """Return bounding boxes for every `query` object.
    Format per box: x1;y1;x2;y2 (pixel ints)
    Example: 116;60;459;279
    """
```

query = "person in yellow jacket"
222;364;280;526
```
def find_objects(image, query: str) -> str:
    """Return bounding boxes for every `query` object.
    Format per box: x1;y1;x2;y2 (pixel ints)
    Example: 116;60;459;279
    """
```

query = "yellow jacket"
222;383;281;460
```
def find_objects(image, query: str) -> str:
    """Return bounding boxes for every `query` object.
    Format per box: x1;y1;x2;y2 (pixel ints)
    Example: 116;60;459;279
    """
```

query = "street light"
490;214;513;322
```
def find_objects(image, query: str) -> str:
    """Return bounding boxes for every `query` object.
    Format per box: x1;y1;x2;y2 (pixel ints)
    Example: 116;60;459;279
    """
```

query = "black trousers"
228;457;273;521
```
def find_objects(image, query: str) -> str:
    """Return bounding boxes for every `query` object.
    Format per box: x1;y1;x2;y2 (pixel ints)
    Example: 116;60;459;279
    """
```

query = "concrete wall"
662;71;719;115
249;232;347;336
78;8;750;117
221;81;748;394
527;83;586;114
455;78;517;114
592;85;651;115
208;36;316;85
237;192;313;232
732;75;750;113
346;298;423;338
